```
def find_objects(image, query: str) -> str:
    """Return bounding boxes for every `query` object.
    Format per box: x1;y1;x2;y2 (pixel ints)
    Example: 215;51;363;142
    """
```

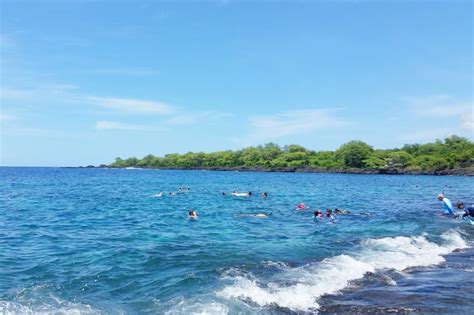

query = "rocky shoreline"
74;165;474;176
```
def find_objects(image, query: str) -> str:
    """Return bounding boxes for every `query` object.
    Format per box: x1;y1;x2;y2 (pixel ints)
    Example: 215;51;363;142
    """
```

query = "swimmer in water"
314;210;323;221
238;212;271;218
326;208;337;223
296;203;307;210
455;201;474;221
334;208;350;215
188;209;198;219
232;191;252;197
437;194;454;215
261;192;268;198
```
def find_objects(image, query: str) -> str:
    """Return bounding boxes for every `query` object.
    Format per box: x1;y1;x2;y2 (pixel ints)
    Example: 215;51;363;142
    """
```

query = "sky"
0;0;472;166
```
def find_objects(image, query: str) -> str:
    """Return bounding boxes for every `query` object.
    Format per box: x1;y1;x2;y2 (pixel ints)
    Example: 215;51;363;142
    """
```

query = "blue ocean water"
0;167;473;314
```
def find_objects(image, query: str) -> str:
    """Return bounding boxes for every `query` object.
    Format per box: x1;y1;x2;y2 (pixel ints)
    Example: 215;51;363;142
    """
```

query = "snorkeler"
334;208;350;215
232;191;252;197
455;201;474;220
314;210;323;222
326;208;337;223
237;212;272;218
188;209;198;219
296;203;308;210
437;194;454;215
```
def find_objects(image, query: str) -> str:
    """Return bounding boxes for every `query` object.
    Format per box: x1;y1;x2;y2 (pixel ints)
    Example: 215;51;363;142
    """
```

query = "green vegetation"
110;135;474;174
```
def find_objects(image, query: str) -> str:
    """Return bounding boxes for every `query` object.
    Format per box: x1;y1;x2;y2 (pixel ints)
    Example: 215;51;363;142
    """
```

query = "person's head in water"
326;208;332;217
437;194;445;201
314;210;322;217
248;192;252;196
188;209;198;217
456;201;465;209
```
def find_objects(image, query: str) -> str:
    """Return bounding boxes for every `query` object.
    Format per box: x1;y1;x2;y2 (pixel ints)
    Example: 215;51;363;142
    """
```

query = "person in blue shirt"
455;201;474;220
437;194;454;215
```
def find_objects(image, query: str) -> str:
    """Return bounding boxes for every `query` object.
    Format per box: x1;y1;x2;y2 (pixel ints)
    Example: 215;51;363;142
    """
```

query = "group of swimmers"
313;209;338;223
314;208;351;223
153;186;192;197
437;193;474;223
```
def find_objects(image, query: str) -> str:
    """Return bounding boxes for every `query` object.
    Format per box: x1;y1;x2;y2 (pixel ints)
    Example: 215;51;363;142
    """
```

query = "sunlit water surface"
1;168;473;314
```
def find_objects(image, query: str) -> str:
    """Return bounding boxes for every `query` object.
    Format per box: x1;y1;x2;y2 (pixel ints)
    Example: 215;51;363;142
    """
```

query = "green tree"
387;151;412;167
412;155;449;171
364;156;386;169
335;141;374;168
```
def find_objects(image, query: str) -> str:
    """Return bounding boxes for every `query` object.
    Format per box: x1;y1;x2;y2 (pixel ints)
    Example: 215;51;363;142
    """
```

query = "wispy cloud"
406;94;473;131
0;114;16;121
95;120;168;132
165;111;233;125
248;109;348;140
84;68;160;76
88;96;175;115
399;128;455;143
461;112;474;131
0;88;35;99
95;120;146;131
0;84;79;99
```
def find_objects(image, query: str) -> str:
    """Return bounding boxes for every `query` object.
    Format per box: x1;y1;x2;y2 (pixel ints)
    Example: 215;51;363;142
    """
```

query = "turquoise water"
0;167;473;314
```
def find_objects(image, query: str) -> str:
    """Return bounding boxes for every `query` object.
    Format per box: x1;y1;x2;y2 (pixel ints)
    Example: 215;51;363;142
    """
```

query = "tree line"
110;135;474;173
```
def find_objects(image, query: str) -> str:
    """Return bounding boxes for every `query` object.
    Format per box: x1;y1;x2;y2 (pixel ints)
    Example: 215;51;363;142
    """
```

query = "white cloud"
88;96;175;114
406;94;473;132
95;120;147;131
399;128;455;143
0;84;79;99
165;111;233;125
94;120;169;132
461;112;474;131
0;114;16;121
0;88;34;99
248;109;348;140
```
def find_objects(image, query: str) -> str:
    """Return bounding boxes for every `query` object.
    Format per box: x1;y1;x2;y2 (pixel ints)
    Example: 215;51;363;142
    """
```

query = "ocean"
0;167;473;314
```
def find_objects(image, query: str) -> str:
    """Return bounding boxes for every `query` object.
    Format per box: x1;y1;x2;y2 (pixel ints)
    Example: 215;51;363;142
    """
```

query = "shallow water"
0;168;473;314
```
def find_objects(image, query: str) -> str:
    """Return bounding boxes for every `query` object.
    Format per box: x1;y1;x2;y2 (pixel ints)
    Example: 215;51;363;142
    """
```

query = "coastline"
75;165;474;176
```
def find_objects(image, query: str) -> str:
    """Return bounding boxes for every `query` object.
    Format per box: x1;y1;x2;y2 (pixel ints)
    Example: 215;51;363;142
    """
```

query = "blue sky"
1;0;472;166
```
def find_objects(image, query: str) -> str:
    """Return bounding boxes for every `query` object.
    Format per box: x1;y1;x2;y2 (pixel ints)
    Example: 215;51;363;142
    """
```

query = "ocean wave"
163;299;229;315
0;285;103;315
217;230;468;312
0;300;100;315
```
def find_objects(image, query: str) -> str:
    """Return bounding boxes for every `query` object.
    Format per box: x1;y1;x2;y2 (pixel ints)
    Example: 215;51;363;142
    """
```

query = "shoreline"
75;165;474;176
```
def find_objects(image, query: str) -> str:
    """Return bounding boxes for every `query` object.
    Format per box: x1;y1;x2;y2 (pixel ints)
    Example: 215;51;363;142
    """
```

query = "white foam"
164;301;229;315
0;287;102;315
0;300;99;315
217;230;468;312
